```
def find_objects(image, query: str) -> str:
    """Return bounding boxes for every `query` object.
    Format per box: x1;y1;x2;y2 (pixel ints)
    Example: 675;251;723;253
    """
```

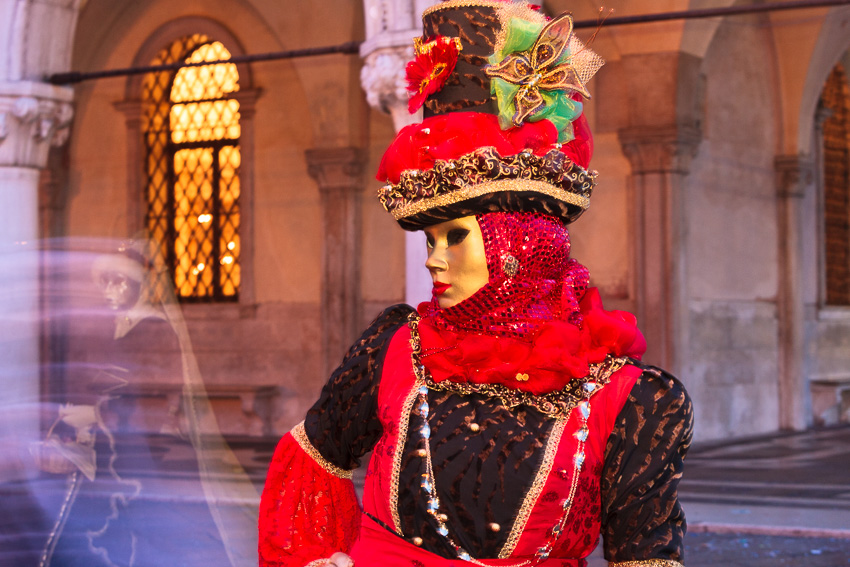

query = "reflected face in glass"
98;272;132;310
94;268;142;312
424;216;490;309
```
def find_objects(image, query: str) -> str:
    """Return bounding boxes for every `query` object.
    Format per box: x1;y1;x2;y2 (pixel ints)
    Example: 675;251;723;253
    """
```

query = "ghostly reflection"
0;238;259;567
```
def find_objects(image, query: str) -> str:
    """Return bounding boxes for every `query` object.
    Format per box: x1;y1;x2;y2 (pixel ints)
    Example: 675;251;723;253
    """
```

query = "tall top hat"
376;0;604;230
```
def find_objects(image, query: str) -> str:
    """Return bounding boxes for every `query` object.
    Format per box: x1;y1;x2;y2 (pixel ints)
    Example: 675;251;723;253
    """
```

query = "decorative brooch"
406;35;463;113
485;13;589;140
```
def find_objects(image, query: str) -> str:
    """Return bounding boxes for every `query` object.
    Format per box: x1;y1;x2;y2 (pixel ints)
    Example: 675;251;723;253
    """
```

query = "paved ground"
678;425;850;565
2;425;849;566
584;425;850;566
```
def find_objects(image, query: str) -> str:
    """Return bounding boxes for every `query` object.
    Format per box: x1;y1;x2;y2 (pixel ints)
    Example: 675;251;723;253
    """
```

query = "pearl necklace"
408;315;599;565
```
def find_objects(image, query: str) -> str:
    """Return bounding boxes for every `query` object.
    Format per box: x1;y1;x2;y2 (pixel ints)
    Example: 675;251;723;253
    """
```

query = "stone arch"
124;16;254;101
799;7;850;155
116;16;261;306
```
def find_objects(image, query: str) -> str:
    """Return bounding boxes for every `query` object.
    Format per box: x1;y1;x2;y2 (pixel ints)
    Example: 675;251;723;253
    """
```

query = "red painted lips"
432;282;451;296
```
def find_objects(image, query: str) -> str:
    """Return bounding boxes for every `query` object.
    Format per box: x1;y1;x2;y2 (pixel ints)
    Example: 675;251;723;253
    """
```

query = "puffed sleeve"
600;363;694;567
258;304;415;566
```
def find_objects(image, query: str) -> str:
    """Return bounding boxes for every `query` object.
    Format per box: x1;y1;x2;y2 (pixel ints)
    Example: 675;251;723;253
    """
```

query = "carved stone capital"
305;147;365;195
775;154;814;199
0;83;75;167
231;88;263;120
362;46;424;131
617;123;702;175
11;95;73;144
361;46;412;115
113;99;143;127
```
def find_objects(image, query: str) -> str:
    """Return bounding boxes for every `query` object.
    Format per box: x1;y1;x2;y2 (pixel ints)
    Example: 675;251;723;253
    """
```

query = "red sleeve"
258;431;361;566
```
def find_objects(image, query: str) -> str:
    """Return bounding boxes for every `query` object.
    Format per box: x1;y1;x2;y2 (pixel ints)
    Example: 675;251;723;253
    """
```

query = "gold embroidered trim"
391;179;590;220
425;355;628;419
389;372;424;535
609;561;684;567
499;417;567;558
304;560;333;567
291;421;354;480
377;147;596;222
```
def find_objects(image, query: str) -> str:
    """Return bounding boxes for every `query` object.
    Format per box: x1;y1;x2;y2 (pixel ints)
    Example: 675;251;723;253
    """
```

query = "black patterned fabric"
304;312;693;562
398;389;553;557
421;4;501;116
601;361;694;563
303;304;414;470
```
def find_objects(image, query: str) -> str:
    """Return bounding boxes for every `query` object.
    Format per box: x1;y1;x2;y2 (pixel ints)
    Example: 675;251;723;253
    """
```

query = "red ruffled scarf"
417;288;646;396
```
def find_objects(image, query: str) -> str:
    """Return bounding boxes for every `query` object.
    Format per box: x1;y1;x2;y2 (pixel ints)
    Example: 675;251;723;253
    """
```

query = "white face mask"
423;216;490;309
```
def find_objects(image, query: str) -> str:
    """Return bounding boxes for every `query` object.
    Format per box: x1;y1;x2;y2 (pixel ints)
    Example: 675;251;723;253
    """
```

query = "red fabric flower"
406;36;461;113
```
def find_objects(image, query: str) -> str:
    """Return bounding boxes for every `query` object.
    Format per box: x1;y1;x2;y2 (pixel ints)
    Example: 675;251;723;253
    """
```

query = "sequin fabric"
420;211;589;339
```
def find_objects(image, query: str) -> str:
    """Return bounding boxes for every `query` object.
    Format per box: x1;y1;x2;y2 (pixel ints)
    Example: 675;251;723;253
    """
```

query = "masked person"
259;2;693;566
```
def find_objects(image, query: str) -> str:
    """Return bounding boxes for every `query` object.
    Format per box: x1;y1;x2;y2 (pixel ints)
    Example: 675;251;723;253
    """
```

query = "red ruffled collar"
417;288;646;395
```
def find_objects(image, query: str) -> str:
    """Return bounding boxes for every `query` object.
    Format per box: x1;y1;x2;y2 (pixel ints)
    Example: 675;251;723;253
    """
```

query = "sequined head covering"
419;211;589;338
376;0;604;230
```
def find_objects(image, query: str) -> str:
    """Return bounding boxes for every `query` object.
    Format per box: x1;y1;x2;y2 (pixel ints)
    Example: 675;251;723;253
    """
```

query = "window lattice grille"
821;64;850;306
142;35;241;301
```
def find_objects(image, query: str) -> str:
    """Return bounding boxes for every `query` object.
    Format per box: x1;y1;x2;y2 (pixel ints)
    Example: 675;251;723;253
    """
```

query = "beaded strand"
408;314;597;565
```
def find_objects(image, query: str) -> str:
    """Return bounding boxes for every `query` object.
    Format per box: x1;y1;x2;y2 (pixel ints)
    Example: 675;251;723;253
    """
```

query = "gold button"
488;522;501;532
412;537;423;546
416;448;427;458
437;513;448;522
469;423;480;433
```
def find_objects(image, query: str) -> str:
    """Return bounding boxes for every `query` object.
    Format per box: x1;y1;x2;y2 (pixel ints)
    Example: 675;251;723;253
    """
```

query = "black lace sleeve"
600;362;694;564
303;304;415;472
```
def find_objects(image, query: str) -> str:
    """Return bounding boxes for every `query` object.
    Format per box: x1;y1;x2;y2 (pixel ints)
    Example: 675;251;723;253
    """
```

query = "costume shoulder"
355;303;417;350
303;303;415;471
600;360;693;565
625;360;693;435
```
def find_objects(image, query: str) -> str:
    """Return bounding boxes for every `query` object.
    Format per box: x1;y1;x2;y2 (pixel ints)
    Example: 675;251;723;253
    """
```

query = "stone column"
360;0;435;306
610;49;704;374
775;154;814;430
618;124;701;372
0;83;74;476
306;147;365;377
113;99;145;234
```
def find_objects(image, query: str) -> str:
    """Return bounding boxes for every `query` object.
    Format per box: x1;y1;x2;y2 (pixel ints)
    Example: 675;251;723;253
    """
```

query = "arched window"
142;35;241;301
821;63;850;306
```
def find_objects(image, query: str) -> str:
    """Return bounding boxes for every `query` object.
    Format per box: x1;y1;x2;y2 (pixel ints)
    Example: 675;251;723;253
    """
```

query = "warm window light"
144;35;241;300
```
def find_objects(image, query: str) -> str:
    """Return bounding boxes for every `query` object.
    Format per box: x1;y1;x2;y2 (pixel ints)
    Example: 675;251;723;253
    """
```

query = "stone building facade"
2;0;850;445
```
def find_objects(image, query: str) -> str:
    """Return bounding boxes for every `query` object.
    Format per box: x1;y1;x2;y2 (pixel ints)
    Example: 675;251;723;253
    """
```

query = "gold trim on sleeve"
498;417;567;558
291;421;354;480
304;560;333;567
609;561;685;567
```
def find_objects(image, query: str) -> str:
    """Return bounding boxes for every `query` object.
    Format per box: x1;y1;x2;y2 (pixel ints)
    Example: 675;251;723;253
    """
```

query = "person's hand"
328;552;353;567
